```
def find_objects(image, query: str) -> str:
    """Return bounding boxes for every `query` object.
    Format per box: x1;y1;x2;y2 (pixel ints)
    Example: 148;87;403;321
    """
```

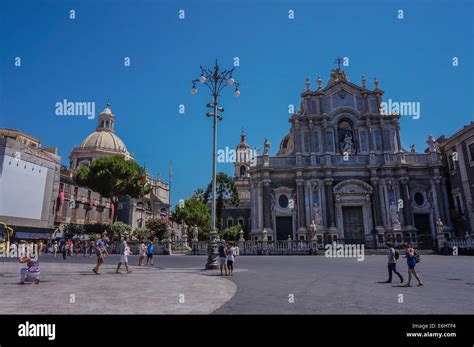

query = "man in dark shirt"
218;240;228;276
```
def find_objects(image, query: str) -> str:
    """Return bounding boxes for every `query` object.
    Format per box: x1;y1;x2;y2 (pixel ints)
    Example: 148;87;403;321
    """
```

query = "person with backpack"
402;242;423;287
146;238;154;266
384;241;403;283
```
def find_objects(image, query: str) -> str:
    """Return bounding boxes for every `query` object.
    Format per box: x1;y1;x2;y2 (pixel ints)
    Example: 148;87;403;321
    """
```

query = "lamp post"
192;59;240;269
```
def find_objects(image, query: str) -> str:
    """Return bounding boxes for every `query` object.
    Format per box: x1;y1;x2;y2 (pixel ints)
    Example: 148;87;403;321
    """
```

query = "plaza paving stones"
0;257;236;314
1;254;473;314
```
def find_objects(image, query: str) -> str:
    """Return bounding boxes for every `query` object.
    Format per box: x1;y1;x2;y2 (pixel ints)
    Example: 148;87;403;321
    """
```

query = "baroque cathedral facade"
224;67;452;246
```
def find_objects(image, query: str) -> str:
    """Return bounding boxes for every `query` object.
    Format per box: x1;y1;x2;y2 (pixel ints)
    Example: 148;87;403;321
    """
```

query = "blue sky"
1;0;473;207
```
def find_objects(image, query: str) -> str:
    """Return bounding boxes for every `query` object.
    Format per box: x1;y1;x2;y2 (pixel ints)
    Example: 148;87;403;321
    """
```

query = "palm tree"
204;172;239;231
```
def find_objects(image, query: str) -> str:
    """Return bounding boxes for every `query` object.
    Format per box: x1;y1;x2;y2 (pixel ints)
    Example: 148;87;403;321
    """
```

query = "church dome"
80;131;127;153
78;103;127;153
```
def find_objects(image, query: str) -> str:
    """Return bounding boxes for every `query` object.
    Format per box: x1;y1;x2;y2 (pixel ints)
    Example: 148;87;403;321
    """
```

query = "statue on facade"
270;192;276;212
436;218;444;234
310;220;317;240
263;139;271;155
410;144;416;153
426;134;436;153
192;225;199;241
312;203;322;226
340;134;355;155
389;201;401;229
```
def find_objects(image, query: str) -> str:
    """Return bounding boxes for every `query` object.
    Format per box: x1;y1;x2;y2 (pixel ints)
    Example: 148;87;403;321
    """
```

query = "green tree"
83;223;108;236
191;188;206;201
221;224;241;241
172;198;211;240
108;222;132;241
73;155;151;221
204;172;239;231
145;218;168;241
63;224;84;239
133;227;151;241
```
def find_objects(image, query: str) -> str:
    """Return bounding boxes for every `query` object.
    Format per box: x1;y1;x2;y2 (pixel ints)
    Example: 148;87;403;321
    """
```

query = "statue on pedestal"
436;218;444;234
192;225;199;241
389;201;401;230
312;203;322;226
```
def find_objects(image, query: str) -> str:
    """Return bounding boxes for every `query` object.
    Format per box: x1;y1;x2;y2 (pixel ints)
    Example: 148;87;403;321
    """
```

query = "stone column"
441;177;452;227
294;123;301;155
257;181;263;232
370;177;384;229
325;178;335;228
434;175;447;223
250;181;257;232
430;179;440;221
305;180;313;229
296;179;306;231
395;123;402;153
262;179;272;231
399;177;414;228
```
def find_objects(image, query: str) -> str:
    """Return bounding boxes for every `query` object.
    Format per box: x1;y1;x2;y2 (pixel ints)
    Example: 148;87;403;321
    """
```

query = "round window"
278;194;289;208
414;192;424;206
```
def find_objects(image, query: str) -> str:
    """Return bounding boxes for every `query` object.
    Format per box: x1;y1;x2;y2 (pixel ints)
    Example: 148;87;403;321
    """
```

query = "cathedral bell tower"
234;129;251;207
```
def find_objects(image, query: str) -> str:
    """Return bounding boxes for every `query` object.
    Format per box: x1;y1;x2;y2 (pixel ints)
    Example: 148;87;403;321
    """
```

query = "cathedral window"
383;129;392;151
373;129;382;151
447;152;456;171
326;130;335;153
303;132;310;153
278;194;289;208
313;131;320;153
227;218;234;228
468;143;474;163
359;130;368;152
240;166;246;177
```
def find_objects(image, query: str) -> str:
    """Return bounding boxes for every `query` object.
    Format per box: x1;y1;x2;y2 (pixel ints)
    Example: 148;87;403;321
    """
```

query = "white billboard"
0;154;47;220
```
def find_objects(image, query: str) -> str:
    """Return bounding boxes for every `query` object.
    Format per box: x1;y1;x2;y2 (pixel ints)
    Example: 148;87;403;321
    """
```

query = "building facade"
0;128;61;239
228;68;452;246
438;122;474;236
56;103;170;233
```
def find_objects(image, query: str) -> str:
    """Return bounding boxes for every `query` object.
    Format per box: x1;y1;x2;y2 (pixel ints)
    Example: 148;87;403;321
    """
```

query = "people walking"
226;242;236;276
403;242;423;287
384;241;403;283
146;238;154;266
218;240;228;276
93;234;109;275
115;234;132;274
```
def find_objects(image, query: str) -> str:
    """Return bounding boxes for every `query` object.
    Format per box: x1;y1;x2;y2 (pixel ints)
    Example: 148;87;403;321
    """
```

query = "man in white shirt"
115;234;132;274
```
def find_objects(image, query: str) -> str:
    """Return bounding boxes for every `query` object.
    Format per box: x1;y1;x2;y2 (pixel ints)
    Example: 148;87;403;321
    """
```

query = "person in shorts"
403;242;423;287
93;234;108;275
218;240;228;276
226;242;236;276
115;234;132;274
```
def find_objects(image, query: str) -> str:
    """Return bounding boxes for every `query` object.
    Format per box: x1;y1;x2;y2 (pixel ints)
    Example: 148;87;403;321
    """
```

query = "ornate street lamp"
192;59;240;269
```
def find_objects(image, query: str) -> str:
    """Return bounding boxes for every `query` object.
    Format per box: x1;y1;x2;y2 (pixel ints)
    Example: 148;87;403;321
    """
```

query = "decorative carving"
312;203;322;226
389;201;401;229
263;139;271;155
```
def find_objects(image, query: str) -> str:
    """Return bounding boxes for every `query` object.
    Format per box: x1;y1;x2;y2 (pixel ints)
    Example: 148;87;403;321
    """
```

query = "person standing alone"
384;241;403;283
115;234;132;274
146;238;154;266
